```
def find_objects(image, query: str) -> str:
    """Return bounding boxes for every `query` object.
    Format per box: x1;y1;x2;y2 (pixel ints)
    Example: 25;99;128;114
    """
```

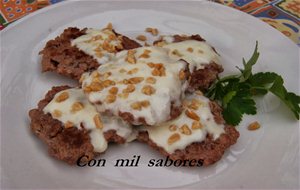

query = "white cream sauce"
43;88;134;153
82;46;188;125
71;28;123;64
159;36;221;72
140;92;225;154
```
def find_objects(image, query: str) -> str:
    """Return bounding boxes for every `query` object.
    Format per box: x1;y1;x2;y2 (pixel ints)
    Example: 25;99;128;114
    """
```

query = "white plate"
1;1;299;189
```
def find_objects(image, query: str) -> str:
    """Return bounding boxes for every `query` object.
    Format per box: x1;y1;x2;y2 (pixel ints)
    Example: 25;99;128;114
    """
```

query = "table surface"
0;0;299;45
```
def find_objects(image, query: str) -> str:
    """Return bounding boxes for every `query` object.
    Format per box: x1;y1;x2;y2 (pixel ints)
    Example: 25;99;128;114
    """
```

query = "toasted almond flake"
146;77;156;84
179;69;185;80
102;80;116;88
123;84;135;93
144;42;150;46
105;94;116;103
139;49;151;58
147;62;155;68
142;85;156;95
128;77;144;84
168;133;180;145
155;41;167;47
248;121;261;131
151;69;160;76
83;86;92;93
55;91;69;102
185;110;200;121
179;124;192;135
140;100;150;108
95;51;103;58
106;22;113;30
102;40;116;53
148;63;166;76
90;82;103;91
188;99;202;110
172;49;183;57
145;27;159;36
119;68;127;73
136;35;147;41
109;87;118;94
169;124;177;132
191;121;203;130
116;43;124;50
103;72;112;79
131;102;142;110
126;50;137;64
71;102;84;113
92;77;102;83
127;68;139;75
187;47;194;52
65;121;74;128
151;68;165;77
93;114;103;129
53;109;62;118
122;79;129;84
91;71;100;78
126;55;136;64
108;33;117;41
118;93;129;99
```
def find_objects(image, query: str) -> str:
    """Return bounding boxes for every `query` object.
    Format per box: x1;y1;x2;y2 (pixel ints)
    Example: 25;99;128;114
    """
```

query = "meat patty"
154;34;223;92
137;100;239;166
28;86;126;164
39;27;141;80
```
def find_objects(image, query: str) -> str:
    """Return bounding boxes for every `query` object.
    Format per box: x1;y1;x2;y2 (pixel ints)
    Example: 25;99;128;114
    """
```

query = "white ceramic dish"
1;1;299;189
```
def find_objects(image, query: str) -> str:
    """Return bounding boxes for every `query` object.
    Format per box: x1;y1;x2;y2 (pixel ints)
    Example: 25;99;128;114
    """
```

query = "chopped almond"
179;124;192;135
94;114;103;129
142;85;156;95
136;35;147;41
191;121;203;130
168;133;180;145
185;110;200;121
109;87;118;94
169;124;177;132
65;121;74;128
55;91;69;102
145;27;159;36
248;121;261;131
71;102;84;113
105;94;116;103
146;77;156;84
53;109;62;118
131;102;142;110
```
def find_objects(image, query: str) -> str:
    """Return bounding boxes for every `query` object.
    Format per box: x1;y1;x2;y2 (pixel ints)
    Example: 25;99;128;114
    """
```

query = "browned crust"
28;86;125;164
39;27;141;80
137;101;239;166
188;62;223;92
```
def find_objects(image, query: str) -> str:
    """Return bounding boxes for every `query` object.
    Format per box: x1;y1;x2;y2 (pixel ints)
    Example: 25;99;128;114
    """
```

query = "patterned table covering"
0;0;299;45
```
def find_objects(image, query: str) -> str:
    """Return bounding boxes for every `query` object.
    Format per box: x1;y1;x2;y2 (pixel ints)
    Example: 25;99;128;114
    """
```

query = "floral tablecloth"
1;0;299;44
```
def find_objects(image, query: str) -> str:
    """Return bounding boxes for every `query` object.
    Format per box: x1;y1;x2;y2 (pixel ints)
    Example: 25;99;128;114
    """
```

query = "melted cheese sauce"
158;36;221;72
71;28;123;64
82;46;188;125
43;88;134;153
141;92;224;153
